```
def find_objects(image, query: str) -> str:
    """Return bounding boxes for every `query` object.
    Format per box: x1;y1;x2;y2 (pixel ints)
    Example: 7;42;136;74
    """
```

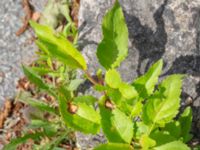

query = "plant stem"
84;70;99;85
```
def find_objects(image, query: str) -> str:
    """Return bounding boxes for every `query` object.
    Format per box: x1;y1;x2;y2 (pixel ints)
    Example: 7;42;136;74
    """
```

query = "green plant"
5;0;193;150
4;1;79;149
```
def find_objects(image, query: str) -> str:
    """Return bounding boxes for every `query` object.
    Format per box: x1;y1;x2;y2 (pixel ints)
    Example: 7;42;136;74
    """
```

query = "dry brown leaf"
0;100;12;128
16;0;33;36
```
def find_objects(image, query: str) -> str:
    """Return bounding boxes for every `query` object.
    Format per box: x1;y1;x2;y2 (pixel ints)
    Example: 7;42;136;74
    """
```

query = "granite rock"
78;0;200;148
0;0;47;106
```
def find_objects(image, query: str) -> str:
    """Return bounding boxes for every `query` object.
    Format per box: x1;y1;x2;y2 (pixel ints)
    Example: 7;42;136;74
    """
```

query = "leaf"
58;96;100;134
132;59;163;98
58;85;72;101
105;69;122;89
178;107;193;142
139;134;156;150
22;65;49;90
163;121;181;139
31;67;52;76
67;79;84;91
18;92;57;114
40;0;72;28
107;88;124;105
153;141;190;150
97;0;128;69
99;103;133;143
134;122;149;140
30;21;87;70
29;120;58;137
94;84;110;91
111;109;133;143
36;40;50;55
38;132;68;150
150;131;176;146
131;101;143;117
105;88;133;114
94;143;133;150
29;119;54;129
119;82;138;99
73;95;97;106
3;132;44;150
142;75;184;126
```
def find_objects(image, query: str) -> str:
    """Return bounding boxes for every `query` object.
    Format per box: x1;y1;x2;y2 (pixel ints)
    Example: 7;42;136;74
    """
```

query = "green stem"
84;70;99;85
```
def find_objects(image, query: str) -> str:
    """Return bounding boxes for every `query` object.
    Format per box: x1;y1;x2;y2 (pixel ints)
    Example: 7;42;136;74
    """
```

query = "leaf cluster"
5;0;194;150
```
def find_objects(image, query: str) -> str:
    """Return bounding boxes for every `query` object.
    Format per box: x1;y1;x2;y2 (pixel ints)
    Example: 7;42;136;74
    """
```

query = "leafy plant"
5;0;194;150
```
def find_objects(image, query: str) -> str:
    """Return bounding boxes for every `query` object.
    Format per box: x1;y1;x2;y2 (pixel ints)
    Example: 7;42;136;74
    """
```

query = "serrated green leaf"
134;122;149;140
58;96;100;134
105;69;122;89
73;95;97;106
22;65;49;90
111;109;133;143
107;88;123;105
119;82;138;99
132;59;163;99
153;141;190;150
94;143;133;150
30;21;87;70
163;121;181;139
178;107;193;142
142;75;184;126
99;103;133;143
131;101;143;117
67;79;84;91
150;131;176;146
97;0;128;69
140;134;156;150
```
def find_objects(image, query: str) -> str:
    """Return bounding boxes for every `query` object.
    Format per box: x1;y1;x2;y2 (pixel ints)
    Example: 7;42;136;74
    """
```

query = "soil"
0;76;78;149
0;99;26;146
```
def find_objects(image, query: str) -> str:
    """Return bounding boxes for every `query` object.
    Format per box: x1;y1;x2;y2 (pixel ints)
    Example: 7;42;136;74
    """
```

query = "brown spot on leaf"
68;102;78;114
105;99;115;110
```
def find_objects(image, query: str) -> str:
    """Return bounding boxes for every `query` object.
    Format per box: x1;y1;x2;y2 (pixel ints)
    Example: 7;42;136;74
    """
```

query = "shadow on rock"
126;0;168;75
163;55;200;76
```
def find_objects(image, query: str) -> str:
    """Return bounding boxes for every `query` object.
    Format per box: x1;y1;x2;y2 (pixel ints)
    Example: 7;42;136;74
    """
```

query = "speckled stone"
78;0;200;148
0;0;47;106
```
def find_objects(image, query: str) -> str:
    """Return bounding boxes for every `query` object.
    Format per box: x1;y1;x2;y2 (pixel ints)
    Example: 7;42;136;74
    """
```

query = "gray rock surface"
0;0;47;106
78;0;200;148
